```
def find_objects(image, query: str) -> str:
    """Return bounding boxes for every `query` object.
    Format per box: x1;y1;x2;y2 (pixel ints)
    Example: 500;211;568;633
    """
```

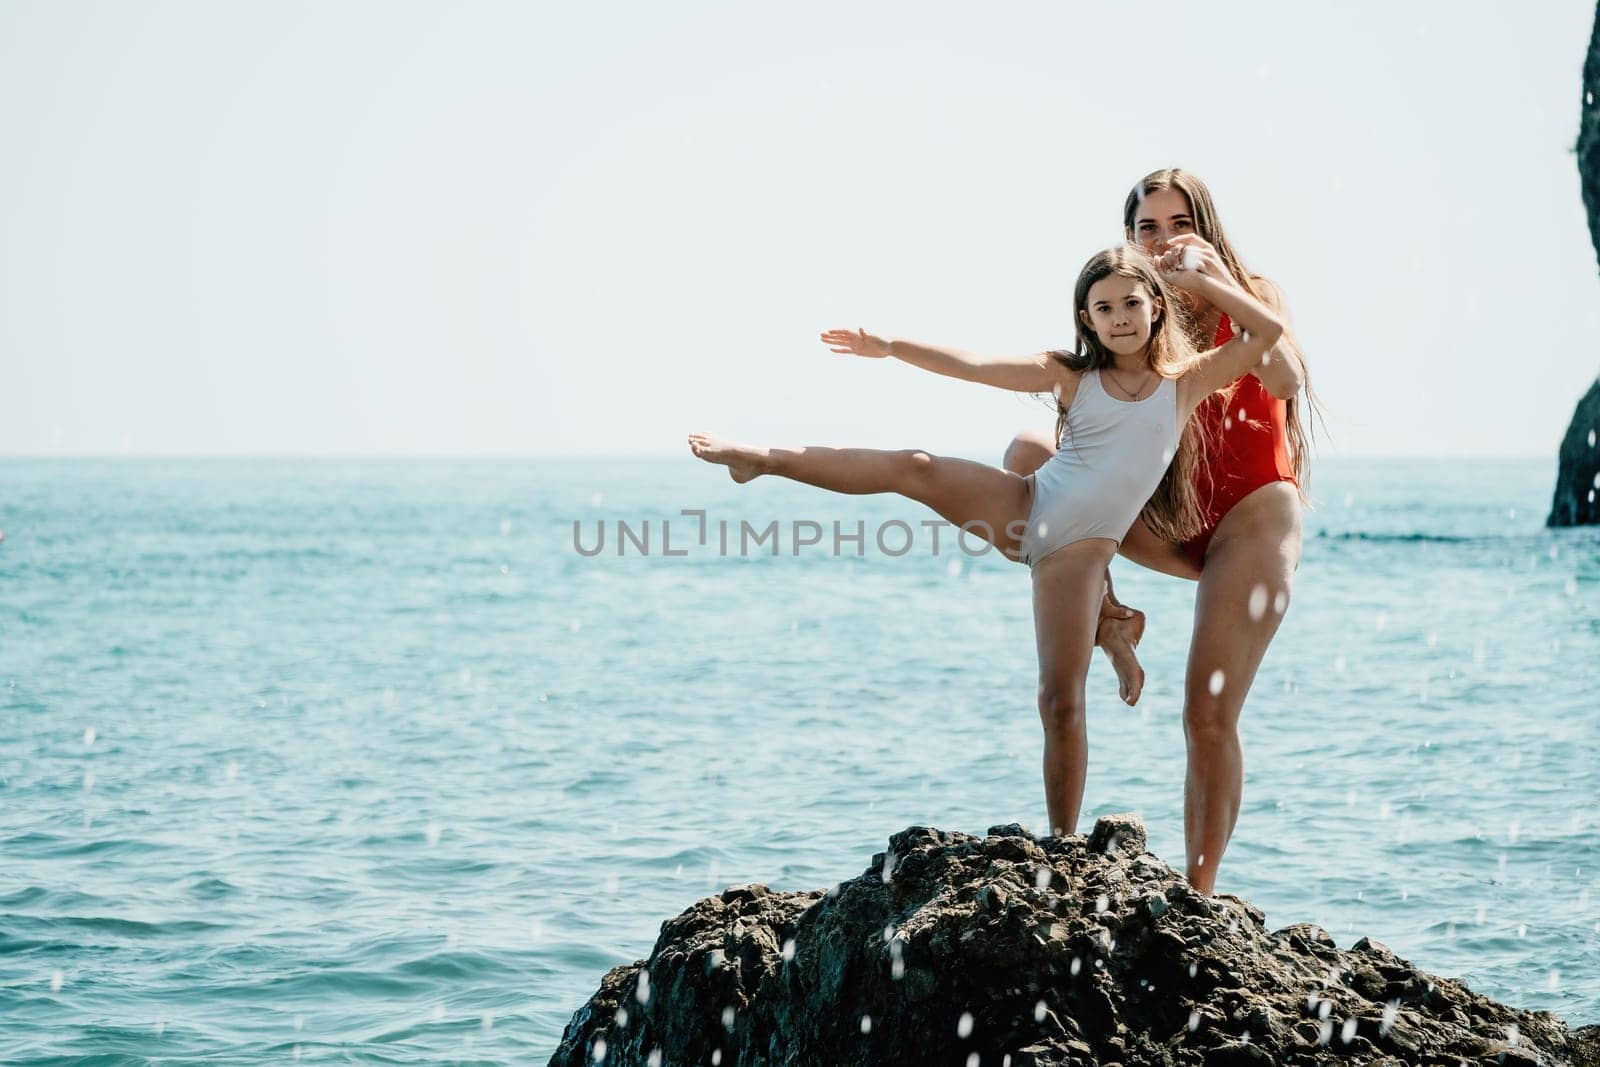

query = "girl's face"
1129;187;1196;253
1080;274;1160;357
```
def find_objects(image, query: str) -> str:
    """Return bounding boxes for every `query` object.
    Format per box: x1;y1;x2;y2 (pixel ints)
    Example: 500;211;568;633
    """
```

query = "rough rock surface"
551;817;1600;1066
1548;378;1600;527
1552;0;1600;527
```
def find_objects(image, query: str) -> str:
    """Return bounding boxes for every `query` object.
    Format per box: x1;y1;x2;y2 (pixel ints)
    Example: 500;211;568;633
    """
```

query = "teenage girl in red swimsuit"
1003;169;1312;895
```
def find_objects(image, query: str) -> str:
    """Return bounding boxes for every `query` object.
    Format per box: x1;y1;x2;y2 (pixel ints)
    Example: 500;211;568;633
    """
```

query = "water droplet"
1207;670;1225;696
1273;590;1288;614
482;1011;495;1032
49;970;63;992
1247;585;1268;620
1187;1009;1201;1032
293;1014;304;1031
83;727;96;746
1316;1018;1334;1045
647;1051;663;1067
860;1014;872;1033
892;958;905;980
1034;1000;1047;1022
722;1006;736;1031
1340;1017;1357;1044
1034;867;1051;890
154;1015;166;1037
225;760;239;782
424;822;443;847
1188;961;1198;978
965;1056;979;1067
1507;1023;1520;1046
1070;956;1081;976
82;771;94;793
712;1049;722;1065
957;1011;974;1038
1095;894;1109;913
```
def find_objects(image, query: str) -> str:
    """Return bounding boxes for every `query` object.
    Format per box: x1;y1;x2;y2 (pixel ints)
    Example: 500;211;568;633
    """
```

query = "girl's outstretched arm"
820;327;1064;394
1158;262;1284;419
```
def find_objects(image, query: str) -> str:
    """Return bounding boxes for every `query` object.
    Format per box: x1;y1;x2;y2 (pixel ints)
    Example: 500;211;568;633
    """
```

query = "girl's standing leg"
1030;537;1120;836
687;433;1033;558
1182;483;1302;894
1007;427;1150;704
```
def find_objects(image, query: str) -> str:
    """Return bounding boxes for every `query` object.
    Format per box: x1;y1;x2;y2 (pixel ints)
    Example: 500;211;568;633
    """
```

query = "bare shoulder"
1041;351;1083;406
1249;274;1290;315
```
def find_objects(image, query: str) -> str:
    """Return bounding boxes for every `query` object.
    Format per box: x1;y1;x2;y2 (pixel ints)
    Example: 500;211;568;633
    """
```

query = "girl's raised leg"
1030;537;1120;836
1181;485;1301;894
688;432;1032;558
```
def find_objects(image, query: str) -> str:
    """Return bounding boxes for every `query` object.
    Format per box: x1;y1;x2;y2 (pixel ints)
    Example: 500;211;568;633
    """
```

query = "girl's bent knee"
900;449;936;484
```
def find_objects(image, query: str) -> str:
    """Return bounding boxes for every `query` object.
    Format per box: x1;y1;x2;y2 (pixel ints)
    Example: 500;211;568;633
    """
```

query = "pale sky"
2;1;1596;458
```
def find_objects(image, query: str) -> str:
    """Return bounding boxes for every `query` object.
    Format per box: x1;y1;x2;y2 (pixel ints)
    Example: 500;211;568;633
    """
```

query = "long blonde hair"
1123;168;1320;495
1049;245;1209;543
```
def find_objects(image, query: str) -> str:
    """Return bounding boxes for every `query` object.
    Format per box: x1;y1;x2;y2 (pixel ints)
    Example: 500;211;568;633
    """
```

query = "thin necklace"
1104;366;1155;400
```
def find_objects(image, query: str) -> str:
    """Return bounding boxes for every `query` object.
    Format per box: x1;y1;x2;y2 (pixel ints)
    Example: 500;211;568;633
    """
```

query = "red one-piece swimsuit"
1180;314;1298;568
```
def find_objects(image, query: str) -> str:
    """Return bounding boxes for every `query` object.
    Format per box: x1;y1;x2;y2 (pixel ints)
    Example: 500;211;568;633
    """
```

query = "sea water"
0;456;1596;1062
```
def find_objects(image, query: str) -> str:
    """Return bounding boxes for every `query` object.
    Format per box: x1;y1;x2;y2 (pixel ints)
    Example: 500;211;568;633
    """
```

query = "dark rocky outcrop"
1548;378;1600;526
550;816;1599;1066
1552;1;1600;527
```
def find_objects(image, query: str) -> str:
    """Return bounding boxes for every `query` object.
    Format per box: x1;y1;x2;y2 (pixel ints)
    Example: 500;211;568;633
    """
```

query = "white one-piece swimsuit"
1018;369;1181;568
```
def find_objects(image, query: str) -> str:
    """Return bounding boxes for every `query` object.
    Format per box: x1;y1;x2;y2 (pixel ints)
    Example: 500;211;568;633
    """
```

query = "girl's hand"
1159;234;1230;281
820;327;891;359
1155;237;1233;294
1155;247;1206;292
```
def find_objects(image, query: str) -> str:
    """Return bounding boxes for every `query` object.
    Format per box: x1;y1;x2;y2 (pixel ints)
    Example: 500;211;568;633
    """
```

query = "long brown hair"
1049;245;1209;543
1123;168;1320;495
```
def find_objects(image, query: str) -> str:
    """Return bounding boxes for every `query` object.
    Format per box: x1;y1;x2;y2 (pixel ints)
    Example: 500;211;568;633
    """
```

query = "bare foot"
1096;607;1146;706
687;432;770;484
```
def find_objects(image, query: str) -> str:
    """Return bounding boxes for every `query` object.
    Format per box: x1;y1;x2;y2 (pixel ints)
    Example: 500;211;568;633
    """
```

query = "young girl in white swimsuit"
688;244;1289;837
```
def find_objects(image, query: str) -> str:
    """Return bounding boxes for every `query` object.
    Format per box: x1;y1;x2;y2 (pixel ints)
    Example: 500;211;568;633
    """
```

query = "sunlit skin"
1002;182;1307;895
689;251;1287;841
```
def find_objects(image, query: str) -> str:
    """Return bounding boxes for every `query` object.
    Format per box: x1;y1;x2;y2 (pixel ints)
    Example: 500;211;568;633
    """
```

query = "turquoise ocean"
0;456;1596;1063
